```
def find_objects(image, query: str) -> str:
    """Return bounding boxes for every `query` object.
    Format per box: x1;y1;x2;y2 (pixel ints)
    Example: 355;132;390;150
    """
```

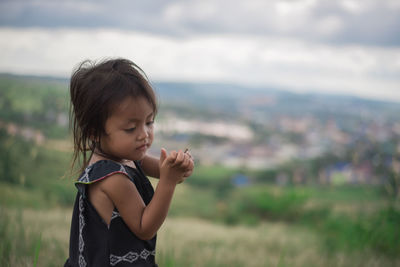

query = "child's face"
99;96;155;162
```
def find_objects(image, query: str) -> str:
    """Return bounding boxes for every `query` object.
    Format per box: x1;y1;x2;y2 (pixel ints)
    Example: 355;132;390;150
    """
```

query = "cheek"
148;128;154;142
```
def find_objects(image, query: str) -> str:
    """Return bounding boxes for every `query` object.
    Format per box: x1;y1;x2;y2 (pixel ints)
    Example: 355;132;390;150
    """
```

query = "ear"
89;130;101;143
89;132;101;150
90;136;100;143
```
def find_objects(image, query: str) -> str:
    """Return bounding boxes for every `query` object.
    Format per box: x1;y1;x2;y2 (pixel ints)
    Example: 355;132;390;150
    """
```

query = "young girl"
64;58;194;267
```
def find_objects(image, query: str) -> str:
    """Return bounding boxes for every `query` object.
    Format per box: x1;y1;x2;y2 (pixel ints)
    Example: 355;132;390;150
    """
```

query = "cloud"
0;0;399;46
1;27;399;102
1;1;399;102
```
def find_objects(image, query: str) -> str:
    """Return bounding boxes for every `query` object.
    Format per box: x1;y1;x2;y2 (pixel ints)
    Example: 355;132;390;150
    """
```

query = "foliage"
0;129;75;207
0;209;42;267
315;207;400;256
233;186;309;221
186;165;237;188
0;75;69;139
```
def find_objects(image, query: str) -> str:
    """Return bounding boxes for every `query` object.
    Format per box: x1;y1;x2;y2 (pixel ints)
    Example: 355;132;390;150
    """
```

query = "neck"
93;147;123;163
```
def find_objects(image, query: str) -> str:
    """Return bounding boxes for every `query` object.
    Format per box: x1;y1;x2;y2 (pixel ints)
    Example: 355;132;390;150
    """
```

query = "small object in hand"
184;148;193;160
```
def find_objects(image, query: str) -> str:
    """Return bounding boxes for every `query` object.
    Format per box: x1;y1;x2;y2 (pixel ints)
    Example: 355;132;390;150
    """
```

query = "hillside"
0;73;399;266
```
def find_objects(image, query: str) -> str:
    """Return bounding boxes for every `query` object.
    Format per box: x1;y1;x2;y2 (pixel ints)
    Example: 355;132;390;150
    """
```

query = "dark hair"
69;58;157;173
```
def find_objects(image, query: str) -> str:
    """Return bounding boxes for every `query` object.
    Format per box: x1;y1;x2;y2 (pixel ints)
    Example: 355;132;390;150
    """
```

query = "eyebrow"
126;112;154;123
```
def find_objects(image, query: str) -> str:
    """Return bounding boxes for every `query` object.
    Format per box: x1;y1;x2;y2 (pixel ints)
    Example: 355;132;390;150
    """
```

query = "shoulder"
76;160;130;185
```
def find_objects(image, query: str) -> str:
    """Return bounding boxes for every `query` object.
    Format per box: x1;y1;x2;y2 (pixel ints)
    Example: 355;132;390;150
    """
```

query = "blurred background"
1;0;400;266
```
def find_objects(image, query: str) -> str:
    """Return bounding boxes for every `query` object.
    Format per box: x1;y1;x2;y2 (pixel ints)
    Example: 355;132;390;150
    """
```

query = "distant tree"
0;129;19;184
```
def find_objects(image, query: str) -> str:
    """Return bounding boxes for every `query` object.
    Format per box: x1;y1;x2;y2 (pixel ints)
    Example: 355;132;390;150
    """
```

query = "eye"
124;127;136;133
146;121;154;126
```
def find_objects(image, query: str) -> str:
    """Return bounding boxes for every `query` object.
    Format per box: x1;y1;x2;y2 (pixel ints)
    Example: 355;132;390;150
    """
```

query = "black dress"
64;160;158;267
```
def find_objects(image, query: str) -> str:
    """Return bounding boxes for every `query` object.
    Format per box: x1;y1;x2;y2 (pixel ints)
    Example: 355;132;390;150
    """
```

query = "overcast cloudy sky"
0;0;399;101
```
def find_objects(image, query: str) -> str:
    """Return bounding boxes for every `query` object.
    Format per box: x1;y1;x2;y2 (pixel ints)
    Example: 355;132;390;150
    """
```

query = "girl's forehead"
110;96;154;119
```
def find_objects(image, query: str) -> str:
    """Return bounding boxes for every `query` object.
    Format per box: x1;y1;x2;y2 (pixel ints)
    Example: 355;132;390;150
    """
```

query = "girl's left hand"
178;150;194;183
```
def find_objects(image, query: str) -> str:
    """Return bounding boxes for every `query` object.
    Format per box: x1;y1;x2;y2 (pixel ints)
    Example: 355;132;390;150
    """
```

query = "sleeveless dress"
64;160;158;267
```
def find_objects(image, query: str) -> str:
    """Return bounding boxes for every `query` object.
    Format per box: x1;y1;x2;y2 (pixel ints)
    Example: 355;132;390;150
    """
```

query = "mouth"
136;144;148;151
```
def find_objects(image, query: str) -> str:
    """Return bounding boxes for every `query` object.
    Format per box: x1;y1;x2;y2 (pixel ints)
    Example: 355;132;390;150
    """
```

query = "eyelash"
125;128;136;133
124;121;154;133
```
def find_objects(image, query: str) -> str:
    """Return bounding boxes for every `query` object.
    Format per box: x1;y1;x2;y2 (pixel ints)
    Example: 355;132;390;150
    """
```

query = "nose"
137;124;149;140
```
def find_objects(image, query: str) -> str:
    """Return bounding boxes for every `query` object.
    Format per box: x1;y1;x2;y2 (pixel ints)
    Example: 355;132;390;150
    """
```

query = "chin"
131;152;147;162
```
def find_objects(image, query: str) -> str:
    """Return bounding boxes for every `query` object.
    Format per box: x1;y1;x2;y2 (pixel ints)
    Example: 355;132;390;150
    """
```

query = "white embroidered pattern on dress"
79;166;92;183
119;164;127;175
110;249;155;266
78;195;87;267
110;210;120;221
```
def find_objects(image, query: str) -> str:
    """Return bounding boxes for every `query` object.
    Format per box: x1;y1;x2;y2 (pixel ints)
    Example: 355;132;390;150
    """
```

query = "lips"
136;144;148;151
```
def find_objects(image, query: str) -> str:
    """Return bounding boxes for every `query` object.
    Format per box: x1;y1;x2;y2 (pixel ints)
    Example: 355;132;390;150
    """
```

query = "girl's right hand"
159;148;193;184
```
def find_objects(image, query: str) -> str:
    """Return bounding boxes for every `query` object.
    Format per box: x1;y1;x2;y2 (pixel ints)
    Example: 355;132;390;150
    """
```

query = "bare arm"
141;154;161;178
100;149;193;240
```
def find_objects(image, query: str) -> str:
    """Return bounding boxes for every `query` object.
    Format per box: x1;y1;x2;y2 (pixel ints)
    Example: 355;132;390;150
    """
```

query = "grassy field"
1;157;399;266
1;205;399;267
0;130;399;266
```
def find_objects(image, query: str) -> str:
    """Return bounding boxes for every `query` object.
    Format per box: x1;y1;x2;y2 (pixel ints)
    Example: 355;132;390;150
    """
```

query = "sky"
0;0;399;102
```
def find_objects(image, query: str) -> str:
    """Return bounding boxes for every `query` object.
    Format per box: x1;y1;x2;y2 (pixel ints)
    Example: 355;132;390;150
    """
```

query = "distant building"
232;173;250;187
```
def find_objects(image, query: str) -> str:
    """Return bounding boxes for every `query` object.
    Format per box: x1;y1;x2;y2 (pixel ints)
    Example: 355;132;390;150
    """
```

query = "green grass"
316;207;400;256
0;208;44;267
0;182;50;209
1;131;399;264
0;130;76;208
33;233;41;267
1;199;399;267
156;217;400;267
169;182;400;257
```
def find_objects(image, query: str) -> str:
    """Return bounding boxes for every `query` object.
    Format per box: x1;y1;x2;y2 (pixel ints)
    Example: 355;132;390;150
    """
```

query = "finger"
166;150;178;164
160;148;167;164
187;158;194;171
170;150;178;159
181;154;191;169
182;154;192;169
183;170;191;177
190;158;194;169
183;168;193;178
170;151;178;163
173;150;184;166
